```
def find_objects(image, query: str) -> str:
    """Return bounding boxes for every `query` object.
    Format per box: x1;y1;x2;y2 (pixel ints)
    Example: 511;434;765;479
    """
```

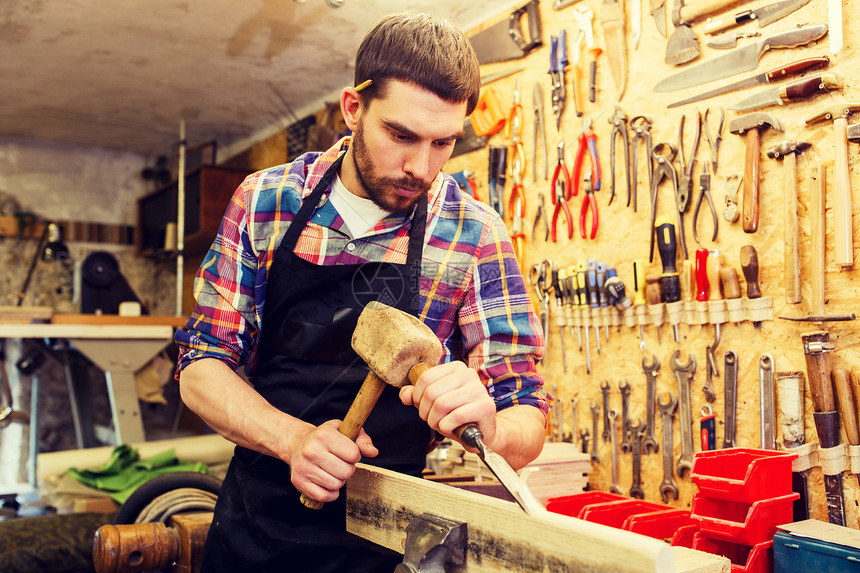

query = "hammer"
766;140;810;305
299;301;443;509
728;112;783;234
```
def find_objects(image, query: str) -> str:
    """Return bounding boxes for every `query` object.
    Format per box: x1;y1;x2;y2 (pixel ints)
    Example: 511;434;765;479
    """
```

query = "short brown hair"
354;13;481;115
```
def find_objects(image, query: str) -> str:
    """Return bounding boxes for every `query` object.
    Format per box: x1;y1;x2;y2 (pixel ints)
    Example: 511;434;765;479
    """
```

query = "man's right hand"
286;419;379;503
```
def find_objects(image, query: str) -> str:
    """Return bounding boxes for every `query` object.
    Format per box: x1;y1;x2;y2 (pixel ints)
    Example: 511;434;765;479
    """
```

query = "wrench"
760;354;776;450
657;391;679;502
580;428;590;455
608;409;623;494
641;354;660;454
629;417;646;499
571;398;578;447
722;350;738;448
601;380;611;442
702;321;721;402
590;400;601;463
619;379;632;453
670;349;696;478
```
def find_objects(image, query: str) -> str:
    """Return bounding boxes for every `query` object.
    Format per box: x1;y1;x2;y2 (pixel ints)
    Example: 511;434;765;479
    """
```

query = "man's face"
347;80;467;214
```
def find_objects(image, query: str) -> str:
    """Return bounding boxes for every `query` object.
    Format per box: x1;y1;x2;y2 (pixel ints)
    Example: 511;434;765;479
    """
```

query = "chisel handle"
834;369;860;445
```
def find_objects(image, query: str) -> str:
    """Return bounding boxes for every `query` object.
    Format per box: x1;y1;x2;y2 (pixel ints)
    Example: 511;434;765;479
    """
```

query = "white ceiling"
0;0;518;159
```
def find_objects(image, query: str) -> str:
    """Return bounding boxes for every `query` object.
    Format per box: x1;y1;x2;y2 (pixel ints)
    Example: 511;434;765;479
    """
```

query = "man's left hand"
399;361;497;448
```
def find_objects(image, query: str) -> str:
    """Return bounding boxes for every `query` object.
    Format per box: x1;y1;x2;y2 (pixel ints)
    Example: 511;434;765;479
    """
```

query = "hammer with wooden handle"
299;301;443;509
728;112;783;234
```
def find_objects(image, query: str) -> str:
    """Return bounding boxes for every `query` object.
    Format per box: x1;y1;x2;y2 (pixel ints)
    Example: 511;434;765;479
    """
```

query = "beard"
350;125;432;215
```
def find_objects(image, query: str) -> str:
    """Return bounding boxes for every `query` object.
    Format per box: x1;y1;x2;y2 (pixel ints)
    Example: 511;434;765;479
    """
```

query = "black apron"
200;154;432;572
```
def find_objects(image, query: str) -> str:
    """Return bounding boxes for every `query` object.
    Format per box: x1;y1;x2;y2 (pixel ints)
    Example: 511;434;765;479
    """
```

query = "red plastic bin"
693;533;773;573
691;491;799;546
579;499;683;530
690;448;797;504
625;509;697;541
671;523;700;548
545;491;627;518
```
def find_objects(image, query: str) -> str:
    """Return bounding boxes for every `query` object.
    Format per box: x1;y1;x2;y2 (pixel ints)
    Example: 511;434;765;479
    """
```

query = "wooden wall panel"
445;0;860;524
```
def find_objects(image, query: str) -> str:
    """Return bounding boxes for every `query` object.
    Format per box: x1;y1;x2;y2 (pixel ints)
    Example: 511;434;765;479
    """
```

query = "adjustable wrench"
601;380;611;442
658;391;679;502
722;350;738;448
590;400;601;463
608;409;623;494
760;354;776;450
670;349;696;478
619;379;632;453
641;354;660;454
629;417;646;499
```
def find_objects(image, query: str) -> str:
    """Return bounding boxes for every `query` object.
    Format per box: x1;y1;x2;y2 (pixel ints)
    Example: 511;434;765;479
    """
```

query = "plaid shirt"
175;138;548;415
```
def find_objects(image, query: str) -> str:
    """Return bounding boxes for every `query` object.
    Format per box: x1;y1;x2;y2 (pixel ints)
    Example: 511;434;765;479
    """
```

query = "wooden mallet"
300;301;443;509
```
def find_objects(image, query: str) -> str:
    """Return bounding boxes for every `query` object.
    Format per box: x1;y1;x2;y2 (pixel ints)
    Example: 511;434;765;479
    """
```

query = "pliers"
703;107;725;175
532;192;550;243
579;174;599;239
551;141;574;242
629;116;653;213
532;82;548;183
649;142;679;263
692;164;719;243
677;112;702;214
549;30;568;129
608;106;630;207
572;116;601;197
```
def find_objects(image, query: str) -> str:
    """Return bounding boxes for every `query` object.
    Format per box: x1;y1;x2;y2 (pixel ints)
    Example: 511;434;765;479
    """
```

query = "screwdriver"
740;245;762;328
575;264;592;374
562;267;581;352
605;266;628;333
586;260;601;354
596;262;610;342
551;266;568;370
632;260;647;350
695;248;709;302
655;218;681;342
720;265;742;327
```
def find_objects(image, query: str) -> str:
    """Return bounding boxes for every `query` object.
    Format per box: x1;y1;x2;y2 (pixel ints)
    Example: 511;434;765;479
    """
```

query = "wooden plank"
50;314;188;327
346;464;727;573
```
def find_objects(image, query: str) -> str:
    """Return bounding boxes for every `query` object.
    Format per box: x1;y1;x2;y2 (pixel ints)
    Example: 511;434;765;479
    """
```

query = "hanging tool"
704;250;722;398
551;264;568;372
608;409;623;494
723;177;741;223
633;260;647;350
631;0;642;47
507;83;527;269
645;281;663;345
703;0;812;35
549;30;568;128
532;83;549;183
655;24;829;92
529;260;552;363
703;107;724;175
630;116;653;213
487;146;508;218
670;350;696;477
677;112;702;214
481;65;528;86
834;369;860;487
590;400;600;463
722;350;738;448
597;263;610;342
532;193;550;243
573;116;602;198
629;418;646;498
658;392;679;501
740;244;762;328
563;266;581;353
766;140;810;305
829;0;842;53
642;354;660;453
729;111;784;234
730;74;842;112
470;0;543;65
575;264;592;374
609;107;631;207
573;6;600;103
665;0;750;66
692;164;718;244
580;175;599;240
587;260;602;355
649;143;685;262
801;331;845;526
775;370;809;521
650;0;667;37
700;405;716;451
759;354;776;449
707;30;762;50
550;141;574;242
805;103;860;267
600;0;627;100
666;56;830;109
656;218;681;342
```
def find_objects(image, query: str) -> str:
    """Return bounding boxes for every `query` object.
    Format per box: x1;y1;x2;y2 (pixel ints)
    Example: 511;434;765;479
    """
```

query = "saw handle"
702;9;752;35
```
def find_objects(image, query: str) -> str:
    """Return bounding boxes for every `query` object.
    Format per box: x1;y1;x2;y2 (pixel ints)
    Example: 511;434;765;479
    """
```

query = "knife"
729;73;841;111
654;24;828;92
703;0;812;35
667;56;829;108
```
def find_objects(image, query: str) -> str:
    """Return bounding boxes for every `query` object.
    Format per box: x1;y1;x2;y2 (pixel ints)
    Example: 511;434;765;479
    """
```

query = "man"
175;12;547;572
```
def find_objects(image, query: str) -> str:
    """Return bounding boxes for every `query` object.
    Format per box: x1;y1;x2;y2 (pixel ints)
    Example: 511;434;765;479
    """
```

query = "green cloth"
67;445;208;503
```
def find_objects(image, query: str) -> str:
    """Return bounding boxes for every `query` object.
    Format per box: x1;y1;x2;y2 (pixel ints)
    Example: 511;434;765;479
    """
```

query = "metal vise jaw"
395;513;467;573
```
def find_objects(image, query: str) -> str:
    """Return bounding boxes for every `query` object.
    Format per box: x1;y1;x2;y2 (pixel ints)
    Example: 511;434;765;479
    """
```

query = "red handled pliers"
572;116;602;197
579;174;598;239
550;141;574;242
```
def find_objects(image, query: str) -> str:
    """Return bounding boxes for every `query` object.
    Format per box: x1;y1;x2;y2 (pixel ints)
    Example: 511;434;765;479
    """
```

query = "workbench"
0;315;186;446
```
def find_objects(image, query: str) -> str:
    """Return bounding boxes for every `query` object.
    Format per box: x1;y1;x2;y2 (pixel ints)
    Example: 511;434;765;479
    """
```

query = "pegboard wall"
445;0;860;524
